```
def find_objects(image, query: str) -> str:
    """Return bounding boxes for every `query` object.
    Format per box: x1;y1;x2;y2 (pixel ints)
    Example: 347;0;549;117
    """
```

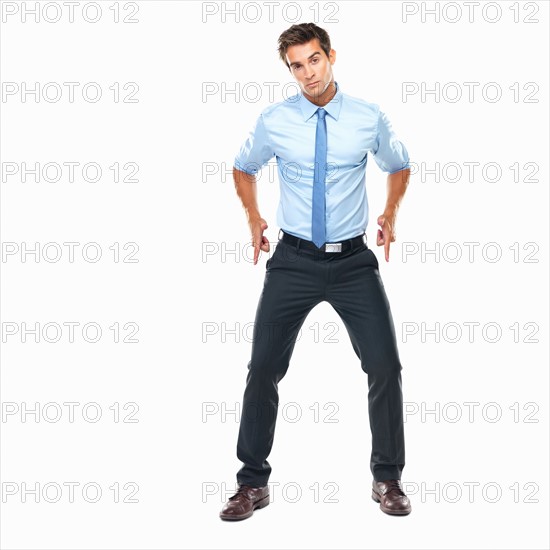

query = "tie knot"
317;108;326;119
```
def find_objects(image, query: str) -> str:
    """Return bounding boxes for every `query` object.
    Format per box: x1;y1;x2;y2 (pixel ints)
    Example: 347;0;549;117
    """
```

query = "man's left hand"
376;209;397;262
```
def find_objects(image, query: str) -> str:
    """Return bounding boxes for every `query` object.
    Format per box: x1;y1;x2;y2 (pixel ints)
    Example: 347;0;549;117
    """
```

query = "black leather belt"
279;230;367;253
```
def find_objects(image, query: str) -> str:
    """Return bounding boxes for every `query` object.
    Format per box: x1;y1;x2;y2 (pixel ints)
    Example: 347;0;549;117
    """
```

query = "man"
220;22;412;520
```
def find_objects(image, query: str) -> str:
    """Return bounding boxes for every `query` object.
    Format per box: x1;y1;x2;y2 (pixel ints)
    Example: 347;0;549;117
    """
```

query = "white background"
1;1;548;549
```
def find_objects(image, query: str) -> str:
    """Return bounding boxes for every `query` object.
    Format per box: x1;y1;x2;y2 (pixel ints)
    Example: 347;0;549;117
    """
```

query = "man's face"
285;38;336;99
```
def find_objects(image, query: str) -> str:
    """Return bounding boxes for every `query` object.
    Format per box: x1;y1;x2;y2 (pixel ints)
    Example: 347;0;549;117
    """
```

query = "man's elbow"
233;166;256;186
387;167;410;185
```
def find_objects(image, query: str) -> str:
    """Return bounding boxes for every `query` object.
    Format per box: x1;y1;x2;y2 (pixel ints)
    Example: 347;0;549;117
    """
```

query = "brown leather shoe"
219;484;270;521
372;479;411;516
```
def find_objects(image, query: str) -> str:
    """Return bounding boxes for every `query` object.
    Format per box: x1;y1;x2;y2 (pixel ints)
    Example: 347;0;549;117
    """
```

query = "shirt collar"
299;80;343;122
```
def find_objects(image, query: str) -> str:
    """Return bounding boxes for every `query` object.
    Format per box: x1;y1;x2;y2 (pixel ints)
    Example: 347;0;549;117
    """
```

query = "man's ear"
330;49;336;65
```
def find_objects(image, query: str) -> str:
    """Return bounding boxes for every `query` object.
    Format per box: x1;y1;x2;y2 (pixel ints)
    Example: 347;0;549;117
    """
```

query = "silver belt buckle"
324;242;342;253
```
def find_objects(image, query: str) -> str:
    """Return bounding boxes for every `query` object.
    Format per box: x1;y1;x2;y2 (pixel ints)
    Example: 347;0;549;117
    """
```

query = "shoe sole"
371;490;411;516
219;495;270;521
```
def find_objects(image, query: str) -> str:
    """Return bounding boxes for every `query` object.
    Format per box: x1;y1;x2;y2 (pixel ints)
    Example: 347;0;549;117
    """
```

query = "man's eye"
312;58;319;63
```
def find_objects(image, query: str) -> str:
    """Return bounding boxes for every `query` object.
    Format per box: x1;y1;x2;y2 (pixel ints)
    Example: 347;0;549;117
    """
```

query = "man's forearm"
384;168;410;215
233;167;269;263
233;167;261;221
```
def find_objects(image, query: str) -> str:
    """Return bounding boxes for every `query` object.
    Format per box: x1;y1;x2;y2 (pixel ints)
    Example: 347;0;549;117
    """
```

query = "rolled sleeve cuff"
233;158;260;175
388;162;411;175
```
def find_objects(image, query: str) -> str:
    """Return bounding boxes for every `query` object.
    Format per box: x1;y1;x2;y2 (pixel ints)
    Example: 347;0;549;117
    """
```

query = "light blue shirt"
233;81;410;242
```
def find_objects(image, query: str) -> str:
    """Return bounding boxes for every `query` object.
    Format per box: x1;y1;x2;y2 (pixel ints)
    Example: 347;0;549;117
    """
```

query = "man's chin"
304;83;323;97
304;81;331;98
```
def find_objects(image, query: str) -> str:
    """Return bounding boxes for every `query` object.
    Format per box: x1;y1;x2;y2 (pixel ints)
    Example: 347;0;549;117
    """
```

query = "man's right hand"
249;217;270;265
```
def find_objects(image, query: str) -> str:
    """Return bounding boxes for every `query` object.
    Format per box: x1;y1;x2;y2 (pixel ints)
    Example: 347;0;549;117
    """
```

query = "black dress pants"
236;235;405;487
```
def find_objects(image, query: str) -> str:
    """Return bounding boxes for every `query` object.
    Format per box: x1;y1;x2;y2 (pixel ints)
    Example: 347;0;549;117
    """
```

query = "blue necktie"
312;107;327;248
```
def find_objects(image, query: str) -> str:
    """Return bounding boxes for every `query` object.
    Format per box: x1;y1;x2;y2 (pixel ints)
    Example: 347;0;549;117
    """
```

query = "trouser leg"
327;245;405;481
236;242;323;487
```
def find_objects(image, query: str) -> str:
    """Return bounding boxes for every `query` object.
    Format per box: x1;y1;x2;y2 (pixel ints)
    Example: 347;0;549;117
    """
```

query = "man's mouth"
307;81;319;88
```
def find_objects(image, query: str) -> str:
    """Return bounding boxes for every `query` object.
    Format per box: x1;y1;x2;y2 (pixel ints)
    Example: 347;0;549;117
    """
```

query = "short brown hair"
277;23;332;70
